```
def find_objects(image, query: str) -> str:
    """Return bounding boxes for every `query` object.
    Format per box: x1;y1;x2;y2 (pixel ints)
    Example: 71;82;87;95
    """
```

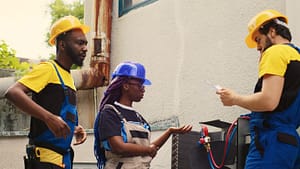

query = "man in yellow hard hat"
216;9;300;169
5;15;90;169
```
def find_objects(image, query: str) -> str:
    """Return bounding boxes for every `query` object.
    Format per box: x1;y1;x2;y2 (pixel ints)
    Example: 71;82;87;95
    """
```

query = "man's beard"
262;36;273;52
65;45;83;67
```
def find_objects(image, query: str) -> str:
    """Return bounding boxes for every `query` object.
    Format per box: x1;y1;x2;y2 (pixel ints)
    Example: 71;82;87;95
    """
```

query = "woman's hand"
169;124;193;134
148;144;159;158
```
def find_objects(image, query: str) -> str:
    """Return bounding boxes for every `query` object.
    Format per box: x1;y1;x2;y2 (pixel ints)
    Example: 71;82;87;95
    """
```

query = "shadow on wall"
150;115;180;131
0;101;180;135
0;98;30;135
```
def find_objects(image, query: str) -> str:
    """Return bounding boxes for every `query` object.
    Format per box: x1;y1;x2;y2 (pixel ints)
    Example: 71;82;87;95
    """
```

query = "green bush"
0;40;32;78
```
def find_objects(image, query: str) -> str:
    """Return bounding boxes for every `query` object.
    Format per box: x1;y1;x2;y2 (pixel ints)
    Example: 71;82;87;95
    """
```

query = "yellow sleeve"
19;62;54;93
258;45;289;78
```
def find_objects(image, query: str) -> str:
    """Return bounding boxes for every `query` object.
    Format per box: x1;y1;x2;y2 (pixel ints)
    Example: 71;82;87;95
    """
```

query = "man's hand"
73;125;87;145
216;88;237;106
45;115;71;139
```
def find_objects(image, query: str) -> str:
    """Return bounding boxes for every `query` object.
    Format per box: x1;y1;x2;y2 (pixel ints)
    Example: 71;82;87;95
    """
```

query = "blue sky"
0;0;63;60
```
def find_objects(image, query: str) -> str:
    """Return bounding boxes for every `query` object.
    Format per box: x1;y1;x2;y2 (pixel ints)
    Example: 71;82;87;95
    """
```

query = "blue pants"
31;161;64;169
245;129;300;169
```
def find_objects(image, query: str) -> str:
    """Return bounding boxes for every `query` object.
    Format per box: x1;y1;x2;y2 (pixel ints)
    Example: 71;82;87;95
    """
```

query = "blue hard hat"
112;61;151;85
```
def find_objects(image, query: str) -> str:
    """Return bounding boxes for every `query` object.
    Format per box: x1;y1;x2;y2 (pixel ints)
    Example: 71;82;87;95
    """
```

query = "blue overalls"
245;43;300;169
32;62;78;169
245;89;300;168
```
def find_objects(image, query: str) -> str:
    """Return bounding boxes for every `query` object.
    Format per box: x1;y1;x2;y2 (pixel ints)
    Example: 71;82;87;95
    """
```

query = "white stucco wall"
287;0;300;45
105;1;290;168
109;0;285;128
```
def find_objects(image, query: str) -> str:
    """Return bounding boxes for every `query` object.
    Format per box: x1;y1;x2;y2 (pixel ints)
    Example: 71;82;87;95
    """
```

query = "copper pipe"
89;0;112;88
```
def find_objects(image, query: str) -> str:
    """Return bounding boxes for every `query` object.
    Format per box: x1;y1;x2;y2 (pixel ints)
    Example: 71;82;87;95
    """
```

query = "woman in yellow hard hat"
217;9;300;169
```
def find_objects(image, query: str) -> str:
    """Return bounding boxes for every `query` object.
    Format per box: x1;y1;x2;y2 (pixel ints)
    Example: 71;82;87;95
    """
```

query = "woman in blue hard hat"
94;61;192;169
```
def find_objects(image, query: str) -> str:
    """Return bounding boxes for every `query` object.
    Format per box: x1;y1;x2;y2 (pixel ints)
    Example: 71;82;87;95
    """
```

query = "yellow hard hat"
245;9;288;48
48;15;90;46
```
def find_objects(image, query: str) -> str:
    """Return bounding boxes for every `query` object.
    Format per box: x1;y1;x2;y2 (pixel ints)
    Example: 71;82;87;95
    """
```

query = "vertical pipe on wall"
90;0;113;87
90;0;113;119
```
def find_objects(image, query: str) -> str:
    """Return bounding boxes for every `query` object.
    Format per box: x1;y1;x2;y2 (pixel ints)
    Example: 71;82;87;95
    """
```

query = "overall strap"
50;61;78;125
100;104;128;151
287;43;300;53
50;61;69;97
104;104;127;122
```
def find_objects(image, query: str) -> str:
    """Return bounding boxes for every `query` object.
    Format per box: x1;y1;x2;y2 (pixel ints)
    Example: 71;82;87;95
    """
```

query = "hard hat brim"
143;79;151;85
245;32;257;48
48;25;90;46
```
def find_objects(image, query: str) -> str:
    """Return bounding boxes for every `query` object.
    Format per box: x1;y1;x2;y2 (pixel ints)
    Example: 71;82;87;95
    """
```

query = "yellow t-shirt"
256;44;300;112
259;44;300;78
19;61;76;92
18;60;77;137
